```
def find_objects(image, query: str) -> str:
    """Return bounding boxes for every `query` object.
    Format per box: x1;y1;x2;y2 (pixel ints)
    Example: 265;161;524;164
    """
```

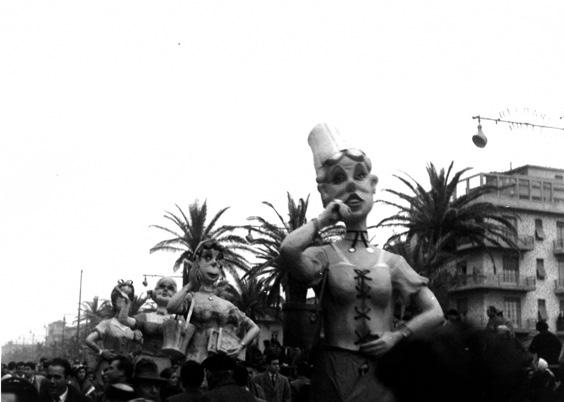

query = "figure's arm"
85;330;115;360
280;199;350;281
226;314;260;357
116;295;136;328
360;287;444;357
167;282;193;314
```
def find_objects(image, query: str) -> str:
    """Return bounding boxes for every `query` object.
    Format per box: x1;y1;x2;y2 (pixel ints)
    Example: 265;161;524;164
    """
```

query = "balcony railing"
554;238;564;255
555;278;564;295
449;273;536;293
455;172;564;204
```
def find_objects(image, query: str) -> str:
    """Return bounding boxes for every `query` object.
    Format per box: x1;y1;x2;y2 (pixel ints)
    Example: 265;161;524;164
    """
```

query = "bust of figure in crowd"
85;280;142;386
280;123;444;402
118;276;178;373
167;239;260;363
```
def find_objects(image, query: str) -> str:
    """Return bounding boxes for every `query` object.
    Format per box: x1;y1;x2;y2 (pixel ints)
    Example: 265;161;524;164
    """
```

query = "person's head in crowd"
132;358;166;402
446;309;461;322
103;355;133;385
265;355;280;375
6;362;17;376
244;362;258;380
271;332;279;342
38;358;48;375
159;367;179;387
202;354;236;389
74;365;88;383
1;363;9;377
44;358;72;401
179;360;205;390
536;320;549;332
111;279;135;313
20;362;35;381
1;377;39;402
487;305;498;318
15;362;25;378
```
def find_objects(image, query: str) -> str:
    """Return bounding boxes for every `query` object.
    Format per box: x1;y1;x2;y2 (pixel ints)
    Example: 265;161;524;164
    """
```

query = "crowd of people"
2;317;564;402
0;332;308;402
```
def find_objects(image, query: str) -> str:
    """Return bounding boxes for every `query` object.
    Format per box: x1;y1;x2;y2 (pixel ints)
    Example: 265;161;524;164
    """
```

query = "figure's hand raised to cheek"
318;199;351;227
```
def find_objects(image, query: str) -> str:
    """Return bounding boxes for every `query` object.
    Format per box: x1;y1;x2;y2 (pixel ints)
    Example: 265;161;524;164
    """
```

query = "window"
556;174;563;181
457;298;468;316
456;260;467;276
502;254;519;283
535;219;545;240
504;298;521;327
536;259;546;280
558;256;564;282
557;222;564;241
538;299;548;321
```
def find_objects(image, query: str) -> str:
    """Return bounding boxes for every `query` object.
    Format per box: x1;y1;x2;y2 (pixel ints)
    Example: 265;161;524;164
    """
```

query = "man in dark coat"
39;358;90;402
529;320;563;366
251;356;291;402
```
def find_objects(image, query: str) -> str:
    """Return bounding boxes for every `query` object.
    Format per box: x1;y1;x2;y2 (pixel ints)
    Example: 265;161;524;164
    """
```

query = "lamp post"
471;115;564;148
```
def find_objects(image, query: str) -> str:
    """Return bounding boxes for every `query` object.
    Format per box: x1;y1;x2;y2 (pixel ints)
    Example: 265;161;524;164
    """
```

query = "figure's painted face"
153;278;177;307
318;155;378;224
197;248;223;285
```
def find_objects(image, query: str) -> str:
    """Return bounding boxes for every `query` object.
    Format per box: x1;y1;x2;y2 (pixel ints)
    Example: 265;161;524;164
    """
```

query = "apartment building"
449;165;564;339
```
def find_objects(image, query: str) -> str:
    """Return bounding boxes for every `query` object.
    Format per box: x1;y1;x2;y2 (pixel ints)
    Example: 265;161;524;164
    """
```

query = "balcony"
457;235;534;252
449;273;536;293
555;279;564;295
454;172;564;214
554;238;564;256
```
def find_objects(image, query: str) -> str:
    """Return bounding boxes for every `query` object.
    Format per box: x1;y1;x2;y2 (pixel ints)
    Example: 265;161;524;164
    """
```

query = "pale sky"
1;0;563;346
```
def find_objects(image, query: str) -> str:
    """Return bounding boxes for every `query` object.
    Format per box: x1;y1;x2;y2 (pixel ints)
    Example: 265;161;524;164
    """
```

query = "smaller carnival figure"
167;240;260;363
85;280;142;386
118;276;178;373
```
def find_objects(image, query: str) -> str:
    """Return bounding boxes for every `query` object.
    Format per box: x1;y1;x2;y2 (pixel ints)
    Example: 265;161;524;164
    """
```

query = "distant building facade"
449;165;564;339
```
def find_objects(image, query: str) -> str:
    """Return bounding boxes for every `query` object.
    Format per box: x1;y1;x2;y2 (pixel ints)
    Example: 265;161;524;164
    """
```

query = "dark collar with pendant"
344;230;374;253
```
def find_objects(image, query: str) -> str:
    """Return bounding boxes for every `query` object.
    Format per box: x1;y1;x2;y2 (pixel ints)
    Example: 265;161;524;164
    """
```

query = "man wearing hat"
202;354;255;402
131;358;167;402
280;123;444;402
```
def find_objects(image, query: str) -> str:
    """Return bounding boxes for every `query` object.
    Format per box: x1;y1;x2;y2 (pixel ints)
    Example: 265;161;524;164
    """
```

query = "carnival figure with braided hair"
167;240;260;363
280;124;444;402
85;280;142;386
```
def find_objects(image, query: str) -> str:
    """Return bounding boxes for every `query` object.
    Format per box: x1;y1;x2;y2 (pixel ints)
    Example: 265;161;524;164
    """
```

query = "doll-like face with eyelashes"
318;155;378;224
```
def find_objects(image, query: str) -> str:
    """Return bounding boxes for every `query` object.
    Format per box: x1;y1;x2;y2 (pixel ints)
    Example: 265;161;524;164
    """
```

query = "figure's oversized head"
111;280;135;312
308;123;378;224
152;277;177;307
187;239;225;289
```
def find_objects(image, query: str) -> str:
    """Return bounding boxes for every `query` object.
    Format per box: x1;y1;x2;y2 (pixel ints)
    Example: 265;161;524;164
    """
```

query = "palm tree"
80;296;112;327
150;200;251;285
244;192;310;307
376;162;518;306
